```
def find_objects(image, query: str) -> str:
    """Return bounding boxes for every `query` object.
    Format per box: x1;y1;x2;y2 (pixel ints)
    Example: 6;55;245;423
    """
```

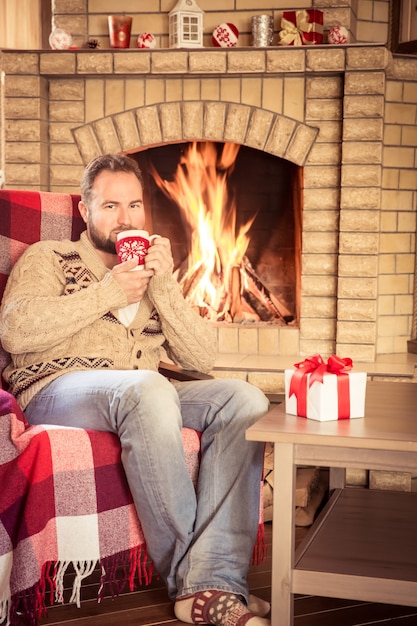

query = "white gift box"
285;369;367;421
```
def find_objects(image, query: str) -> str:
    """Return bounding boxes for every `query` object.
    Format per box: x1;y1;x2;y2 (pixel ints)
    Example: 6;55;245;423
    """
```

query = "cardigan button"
136;350;142;359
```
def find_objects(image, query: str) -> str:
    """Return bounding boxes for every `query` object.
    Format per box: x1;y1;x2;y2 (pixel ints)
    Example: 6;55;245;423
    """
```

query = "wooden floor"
27;523;417;626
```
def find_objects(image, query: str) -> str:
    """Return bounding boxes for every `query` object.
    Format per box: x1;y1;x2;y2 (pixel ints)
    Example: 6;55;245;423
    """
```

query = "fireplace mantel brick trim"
1;44;416;364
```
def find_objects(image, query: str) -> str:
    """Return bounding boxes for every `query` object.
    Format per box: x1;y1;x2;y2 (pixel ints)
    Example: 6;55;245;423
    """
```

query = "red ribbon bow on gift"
289;353;353;419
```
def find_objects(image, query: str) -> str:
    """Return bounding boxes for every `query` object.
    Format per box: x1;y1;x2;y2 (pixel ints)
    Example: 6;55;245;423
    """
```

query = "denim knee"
115;370;183;433
218;379;269;426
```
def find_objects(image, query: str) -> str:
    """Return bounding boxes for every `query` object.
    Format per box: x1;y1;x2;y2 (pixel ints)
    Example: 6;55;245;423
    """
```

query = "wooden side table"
246;381;417;626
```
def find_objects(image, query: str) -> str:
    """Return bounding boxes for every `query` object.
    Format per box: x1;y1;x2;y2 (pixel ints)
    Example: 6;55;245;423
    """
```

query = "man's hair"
80;154;144;206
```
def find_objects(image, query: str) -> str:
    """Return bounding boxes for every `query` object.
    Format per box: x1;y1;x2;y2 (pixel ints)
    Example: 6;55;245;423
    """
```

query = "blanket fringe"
251;522;267;566
9;583;43;626
54;561;69;605
5;548;153;626
68;561;98;607
0;599;9;626
98;544;153;601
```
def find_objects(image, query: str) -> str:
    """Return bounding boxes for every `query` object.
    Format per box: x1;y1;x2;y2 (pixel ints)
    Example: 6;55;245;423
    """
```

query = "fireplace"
134;141;300;326
1;43;416;363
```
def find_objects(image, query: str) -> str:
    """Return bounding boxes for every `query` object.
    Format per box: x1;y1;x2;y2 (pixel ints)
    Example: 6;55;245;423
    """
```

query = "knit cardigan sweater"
0;232;216;409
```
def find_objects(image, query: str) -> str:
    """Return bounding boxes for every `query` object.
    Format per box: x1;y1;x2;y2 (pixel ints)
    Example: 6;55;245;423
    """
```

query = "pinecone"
87;38;100;49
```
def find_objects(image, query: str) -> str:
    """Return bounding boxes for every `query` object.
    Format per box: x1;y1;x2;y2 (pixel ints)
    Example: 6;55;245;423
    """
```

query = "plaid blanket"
0;190;85;376
0;389;202;625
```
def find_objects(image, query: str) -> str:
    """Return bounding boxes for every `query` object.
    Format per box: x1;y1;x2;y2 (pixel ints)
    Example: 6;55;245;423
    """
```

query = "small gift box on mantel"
285;354;367;421
278;9;324;46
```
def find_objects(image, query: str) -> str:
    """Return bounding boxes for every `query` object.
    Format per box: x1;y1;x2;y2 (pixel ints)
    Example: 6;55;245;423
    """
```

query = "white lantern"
169;0;204;49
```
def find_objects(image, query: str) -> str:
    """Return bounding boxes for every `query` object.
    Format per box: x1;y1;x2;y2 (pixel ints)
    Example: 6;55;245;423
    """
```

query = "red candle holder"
108;15;133;49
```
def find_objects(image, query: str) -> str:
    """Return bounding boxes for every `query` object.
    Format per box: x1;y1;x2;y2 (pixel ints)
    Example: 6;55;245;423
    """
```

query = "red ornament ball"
136;33;156;49
212;23;239;48
49;28;73;50
328;25;349;45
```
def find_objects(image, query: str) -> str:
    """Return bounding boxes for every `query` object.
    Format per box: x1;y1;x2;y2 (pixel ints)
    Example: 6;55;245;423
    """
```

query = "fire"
151;142;257;321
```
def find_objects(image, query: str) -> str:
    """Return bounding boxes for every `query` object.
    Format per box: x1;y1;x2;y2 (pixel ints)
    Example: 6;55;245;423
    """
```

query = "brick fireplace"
1;42;417;367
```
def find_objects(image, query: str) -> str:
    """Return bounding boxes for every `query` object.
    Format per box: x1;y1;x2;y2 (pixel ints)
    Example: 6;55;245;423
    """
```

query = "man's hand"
144;236;174;276
111;259;153;304
111;237;173;303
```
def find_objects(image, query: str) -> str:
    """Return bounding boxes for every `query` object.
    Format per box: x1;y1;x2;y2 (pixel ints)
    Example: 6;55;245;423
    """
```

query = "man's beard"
88;221;118;255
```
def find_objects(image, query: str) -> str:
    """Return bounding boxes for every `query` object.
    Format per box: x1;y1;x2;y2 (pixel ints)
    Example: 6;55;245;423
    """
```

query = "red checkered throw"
0;389;201;625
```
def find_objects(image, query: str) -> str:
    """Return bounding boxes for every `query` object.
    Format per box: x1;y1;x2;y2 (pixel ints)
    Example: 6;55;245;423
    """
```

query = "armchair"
0;190;264;626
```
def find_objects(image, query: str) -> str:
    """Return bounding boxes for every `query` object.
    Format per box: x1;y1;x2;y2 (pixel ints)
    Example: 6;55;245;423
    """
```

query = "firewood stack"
263;444;327;526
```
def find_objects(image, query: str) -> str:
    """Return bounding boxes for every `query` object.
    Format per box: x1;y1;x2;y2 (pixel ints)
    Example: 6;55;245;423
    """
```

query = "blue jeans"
25;370;268;602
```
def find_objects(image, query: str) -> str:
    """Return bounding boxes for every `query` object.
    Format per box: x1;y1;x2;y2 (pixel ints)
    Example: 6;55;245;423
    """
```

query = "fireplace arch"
72;101;319;167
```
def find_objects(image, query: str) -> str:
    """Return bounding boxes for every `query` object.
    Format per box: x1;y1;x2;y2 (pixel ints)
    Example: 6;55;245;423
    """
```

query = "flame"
151;142;257;320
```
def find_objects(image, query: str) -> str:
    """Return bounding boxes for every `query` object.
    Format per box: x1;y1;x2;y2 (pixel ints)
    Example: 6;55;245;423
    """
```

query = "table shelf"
295;488;417;583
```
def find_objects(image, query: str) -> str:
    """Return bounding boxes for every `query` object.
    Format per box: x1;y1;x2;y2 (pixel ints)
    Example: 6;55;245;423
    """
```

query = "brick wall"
381;61;417;354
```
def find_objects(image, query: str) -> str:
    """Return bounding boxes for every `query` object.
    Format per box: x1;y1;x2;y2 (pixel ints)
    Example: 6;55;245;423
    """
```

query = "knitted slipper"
174;590;270;626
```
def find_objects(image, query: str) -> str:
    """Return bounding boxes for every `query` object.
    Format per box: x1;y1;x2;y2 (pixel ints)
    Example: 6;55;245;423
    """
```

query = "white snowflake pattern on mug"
118;239;148;262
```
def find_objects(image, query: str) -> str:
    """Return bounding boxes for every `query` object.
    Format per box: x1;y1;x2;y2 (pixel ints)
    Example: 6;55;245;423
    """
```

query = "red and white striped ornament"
136;32;156;49
212;23;239;48
328;25;349;44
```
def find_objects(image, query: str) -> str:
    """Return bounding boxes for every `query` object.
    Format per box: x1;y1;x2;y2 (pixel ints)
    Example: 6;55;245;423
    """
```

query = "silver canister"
251;15;274;47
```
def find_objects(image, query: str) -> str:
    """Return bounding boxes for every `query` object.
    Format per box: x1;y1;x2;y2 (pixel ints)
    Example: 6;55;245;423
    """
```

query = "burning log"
230;266;241;320
241;257;294;324
177;262;206;299
176;261;229;321
230;266;260;323
176;255;293;324
243;292;281;322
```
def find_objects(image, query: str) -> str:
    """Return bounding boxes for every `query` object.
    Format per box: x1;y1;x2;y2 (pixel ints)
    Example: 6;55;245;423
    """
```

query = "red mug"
116;230;158;270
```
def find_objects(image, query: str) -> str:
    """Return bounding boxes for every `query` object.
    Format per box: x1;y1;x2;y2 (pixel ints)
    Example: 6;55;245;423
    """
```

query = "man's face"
80;170;146;255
